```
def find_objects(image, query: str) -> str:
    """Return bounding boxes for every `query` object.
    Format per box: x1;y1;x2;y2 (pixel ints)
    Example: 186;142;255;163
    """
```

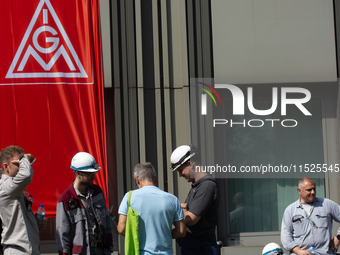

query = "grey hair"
298;177;315;189
133;162;157;182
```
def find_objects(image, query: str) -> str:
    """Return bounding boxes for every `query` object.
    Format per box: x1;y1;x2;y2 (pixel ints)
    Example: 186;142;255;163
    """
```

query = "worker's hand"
330;235;340;253
181;203;187;209
295;250;311;255
25;154;35;164
12;154;35;164
292;246;311;255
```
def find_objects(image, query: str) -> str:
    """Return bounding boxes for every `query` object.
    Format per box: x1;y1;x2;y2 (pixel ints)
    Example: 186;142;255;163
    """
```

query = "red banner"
0;0;107;217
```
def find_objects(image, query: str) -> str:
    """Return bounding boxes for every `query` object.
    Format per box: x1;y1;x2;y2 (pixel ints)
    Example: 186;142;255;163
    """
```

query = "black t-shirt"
185;174;220;236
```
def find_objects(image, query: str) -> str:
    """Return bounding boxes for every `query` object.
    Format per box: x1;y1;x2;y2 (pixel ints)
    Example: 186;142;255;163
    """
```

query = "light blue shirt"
281;197;340;255
118;186;184;255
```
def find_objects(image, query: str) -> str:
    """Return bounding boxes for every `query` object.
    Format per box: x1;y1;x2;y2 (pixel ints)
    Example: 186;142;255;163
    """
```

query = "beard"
80;178;95;187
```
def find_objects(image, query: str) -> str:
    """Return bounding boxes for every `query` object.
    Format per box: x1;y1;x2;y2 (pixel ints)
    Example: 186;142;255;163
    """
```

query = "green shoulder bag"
125;190;140;255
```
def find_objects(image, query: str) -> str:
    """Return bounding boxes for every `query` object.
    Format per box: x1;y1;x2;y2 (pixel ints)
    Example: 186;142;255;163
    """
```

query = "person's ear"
136;177;141;186
2;162;9;173
189;160;196;170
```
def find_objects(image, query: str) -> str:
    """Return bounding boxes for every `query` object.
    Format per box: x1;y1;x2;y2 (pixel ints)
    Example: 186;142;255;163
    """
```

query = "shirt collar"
140;185;159;189
74;185;93;199
296;197;319;208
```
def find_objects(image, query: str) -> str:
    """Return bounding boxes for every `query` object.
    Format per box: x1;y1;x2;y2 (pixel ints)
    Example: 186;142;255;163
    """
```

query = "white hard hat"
262;243;283;255
70;152;101;172
169;145;196;171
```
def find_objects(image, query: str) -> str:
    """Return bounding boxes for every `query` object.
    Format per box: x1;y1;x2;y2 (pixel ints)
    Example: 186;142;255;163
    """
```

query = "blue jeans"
176;232;220;255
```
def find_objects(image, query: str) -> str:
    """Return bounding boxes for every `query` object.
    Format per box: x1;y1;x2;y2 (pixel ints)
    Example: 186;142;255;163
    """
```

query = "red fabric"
0;0;107;217
72;245;83;254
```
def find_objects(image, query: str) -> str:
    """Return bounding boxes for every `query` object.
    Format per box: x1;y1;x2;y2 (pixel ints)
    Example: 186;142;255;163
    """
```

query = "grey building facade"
97;0;340;254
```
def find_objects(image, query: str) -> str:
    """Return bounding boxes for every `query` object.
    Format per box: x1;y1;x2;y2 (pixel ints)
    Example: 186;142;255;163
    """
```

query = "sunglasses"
80;171;96;177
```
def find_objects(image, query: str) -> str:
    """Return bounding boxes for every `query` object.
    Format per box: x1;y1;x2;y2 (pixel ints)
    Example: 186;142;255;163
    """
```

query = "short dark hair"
133;162;157;182
189;144;200;164
0;146;24;168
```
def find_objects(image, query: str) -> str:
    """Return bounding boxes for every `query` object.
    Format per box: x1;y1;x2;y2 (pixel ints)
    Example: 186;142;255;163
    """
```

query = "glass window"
223;97;325;233
228;178;325;233
189;82;338;245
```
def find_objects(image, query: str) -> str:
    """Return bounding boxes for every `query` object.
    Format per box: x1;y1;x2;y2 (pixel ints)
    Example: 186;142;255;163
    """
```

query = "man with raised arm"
0;145;40;255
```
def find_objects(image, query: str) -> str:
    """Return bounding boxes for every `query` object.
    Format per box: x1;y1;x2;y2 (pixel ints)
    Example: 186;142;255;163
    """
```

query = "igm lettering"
207;85;311;128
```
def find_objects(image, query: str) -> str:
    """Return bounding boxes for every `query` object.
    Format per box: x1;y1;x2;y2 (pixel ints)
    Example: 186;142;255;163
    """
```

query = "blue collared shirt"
281;197;340;255
118;186;184;255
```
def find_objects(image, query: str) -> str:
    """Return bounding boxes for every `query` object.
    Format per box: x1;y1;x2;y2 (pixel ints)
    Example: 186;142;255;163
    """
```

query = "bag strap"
128;190;132;207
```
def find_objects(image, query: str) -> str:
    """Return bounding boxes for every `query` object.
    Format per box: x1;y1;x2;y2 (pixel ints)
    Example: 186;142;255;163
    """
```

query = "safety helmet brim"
71;166;101;173
169;145;196;171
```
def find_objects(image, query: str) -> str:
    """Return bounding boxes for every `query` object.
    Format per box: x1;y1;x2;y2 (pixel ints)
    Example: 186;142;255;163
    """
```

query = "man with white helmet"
262;243;284;255
169;145;220;255
56;152;113;255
